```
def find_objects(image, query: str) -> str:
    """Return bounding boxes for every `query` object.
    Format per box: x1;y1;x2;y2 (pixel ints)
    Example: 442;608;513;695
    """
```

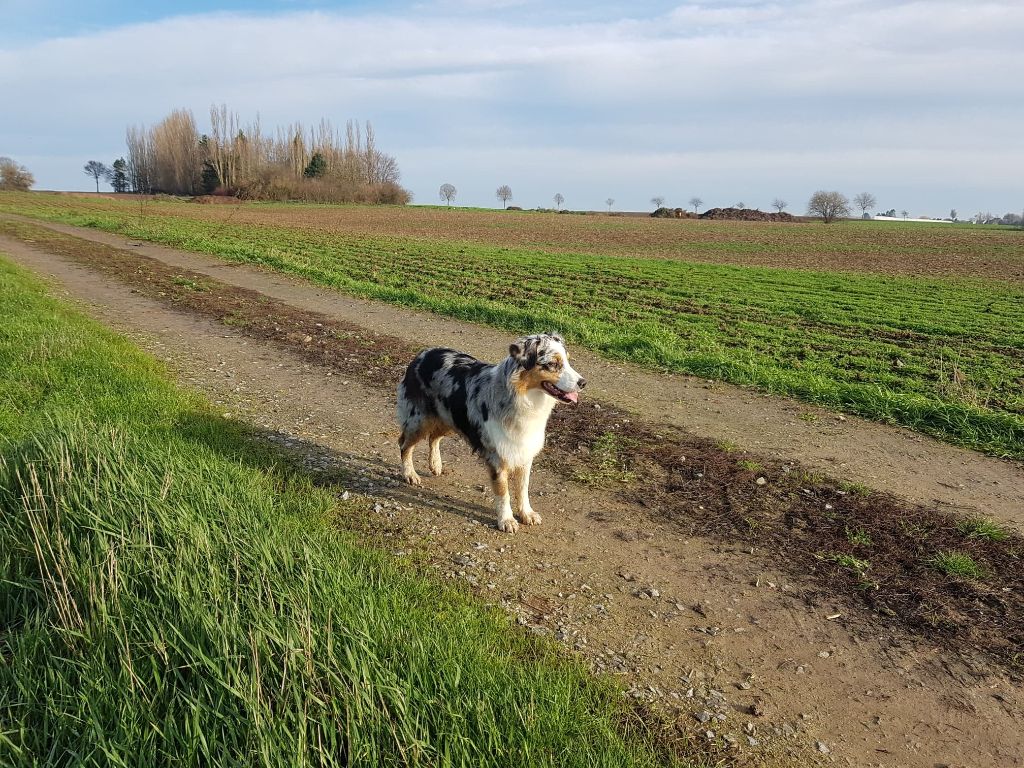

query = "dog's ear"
509;337;539;369
544;331;565;345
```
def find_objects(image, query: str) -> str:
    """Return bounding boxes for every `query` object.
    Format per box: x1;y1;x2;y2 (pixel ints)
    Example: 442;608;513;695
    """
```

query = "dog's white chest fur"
485;388;555;468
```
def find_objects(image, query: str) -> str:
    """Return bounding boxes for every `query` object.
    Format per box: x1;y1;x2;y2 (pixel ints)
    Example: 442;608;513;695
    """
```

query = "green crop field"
1;192;1022;459
0;255;684;766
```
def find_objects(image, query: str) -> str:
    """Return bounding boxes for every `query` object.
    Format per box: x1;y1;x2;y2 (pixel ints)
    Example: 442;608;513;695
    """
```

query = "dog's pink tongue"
565;391;579;404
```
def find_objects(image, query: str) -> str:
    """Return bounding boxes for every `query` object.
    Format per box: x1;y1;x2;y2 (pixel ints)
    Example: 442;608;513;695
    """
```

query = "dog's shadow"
176;411;495;527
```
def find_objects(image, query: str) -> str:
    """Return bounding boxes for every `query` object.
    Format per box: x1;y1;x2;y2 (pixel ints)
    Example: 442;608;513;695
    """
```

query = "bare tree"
553;192;564;210
900;209;909;220
735;201;745;209
807;190;850;224
125;124;155;193
688;196;703;213
496;185;513;208
150;109;201;194
949;208;958;222
0;157;34;191
651;196;665;209
772;198;788;213
439;183;457;206
853;192;877;218
83;161;110;192
606;198;615;212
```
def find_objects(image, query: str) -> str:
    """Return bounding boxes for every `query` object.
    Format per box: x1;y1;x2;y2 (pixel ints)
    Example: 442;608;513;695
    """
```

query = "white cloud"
2;1;1022;213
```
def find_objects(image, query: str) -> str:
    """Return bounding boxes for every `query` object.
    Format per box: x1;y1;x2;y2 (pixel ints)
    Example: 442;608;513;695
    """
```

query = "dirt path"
2;231;1022;768
5;215;1022;528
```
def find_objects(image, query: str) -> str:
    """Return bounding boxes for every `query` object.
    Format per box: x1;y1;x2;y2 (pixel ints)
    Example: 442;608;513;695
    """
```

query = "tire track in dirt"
2;228;1023;768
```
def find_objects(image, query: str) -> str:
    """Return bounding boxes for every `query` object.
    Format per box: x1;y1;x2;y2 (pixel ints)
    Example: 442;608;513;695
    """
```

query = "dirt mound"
650;207;695;219
699;207;796;222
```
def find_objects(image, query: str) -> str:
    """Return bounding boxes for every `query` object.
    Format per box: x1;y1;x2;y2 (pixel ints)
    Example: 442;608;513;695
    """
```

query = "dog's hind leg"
428;434;444;476
514;460;542;526
399;424;427;486
489;461;518;533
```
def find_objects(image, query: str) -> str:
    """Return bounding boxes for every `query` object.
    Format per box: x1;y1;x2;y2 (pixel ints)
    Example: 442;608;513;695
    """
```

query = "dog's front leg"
489;463;518;533
515;461;542;526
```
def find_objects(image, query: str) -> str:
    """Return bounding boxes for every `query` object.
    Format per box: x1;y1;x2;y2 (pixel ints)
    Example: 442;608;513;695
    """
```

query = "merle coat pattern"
396;333;586;533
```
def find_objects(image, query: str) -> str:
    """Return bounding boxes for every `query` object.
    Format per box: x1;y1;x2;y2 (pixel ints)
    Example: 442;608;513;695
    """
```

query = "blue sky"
3;0;1022;216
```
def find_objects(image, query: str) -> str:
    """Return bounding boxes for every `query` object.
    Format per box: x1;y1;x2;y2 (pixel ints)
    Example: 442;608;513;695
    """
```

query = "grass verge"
0;255;684;766
1;196;1021;459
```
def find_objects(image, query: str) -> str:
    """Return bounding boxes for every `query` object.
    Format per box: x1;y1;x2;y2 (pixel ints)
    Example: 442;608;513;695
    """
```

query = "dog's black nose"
577;377;587;389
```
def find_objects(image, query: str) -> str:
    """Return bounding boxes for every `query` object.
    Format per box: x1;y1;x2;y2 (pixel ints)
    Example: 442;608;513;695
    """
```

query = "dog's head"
508;332;587;404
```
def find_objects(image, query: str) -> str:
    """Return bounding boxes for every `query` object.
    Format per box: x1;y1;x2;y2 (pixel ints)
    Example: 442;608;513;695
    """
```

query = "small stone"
755;477;767;485
818;650;830;658
816;741;830;754
341;491;351;501
695;710;713;723
747;736;759;747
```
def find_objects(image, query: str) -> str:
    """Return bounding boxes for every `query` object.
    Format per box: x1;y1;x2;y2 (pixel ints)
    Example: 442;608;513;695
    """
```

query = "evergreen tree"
200;162;220;194
110;158;130;193
303;152;327;178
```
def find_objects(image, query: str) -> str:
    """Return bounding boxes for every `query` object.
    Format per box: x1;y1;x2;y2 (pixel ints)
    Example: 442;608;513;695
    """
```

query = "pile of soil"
650;207;695;219
699;207;796;222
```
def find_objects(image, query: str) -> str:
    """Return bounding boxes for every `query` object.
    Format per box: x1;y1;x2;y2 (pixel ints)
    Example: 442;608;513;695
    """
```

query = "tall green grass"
3;193;1022;458
0;256;682;767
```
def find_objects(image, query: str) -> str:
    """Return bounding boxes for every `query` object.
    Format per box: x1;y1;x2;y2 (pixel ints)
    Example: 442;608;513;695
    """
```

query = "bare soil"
2;222;1023;768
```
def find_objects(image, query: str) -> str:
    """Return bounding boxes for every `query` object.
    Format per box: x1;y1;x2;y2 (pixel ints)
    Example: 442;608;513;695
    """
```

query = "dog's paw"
429;462;443;477
403;471;423;487
520;510;543;526
497;516;520;534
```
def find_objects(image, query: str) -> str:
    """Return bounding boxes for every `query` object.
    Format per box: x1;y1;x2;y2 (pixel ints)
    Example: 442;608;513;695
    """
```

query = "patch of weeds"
956;517;1008;543
930;550;986;580
829;552;871;576
374;353;394;366
839;480;871;496
572;432;637;486
846;527;872;547
736;459;762;472
171;275;205;291
899;518;932;540
798;412;819;423
221;312;248;328
716;439;740;453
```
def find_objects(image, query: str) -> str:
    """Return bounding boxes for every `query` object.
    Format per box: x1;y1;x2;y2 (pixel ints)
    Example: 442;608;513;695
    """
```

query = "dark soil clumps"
699;207;797;222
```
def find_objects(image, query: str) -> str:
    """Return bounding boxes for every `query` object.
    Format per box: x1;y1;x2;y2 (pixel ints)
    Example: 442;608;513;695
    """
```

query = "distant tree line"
118;105;409;204
971;211;1023;226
